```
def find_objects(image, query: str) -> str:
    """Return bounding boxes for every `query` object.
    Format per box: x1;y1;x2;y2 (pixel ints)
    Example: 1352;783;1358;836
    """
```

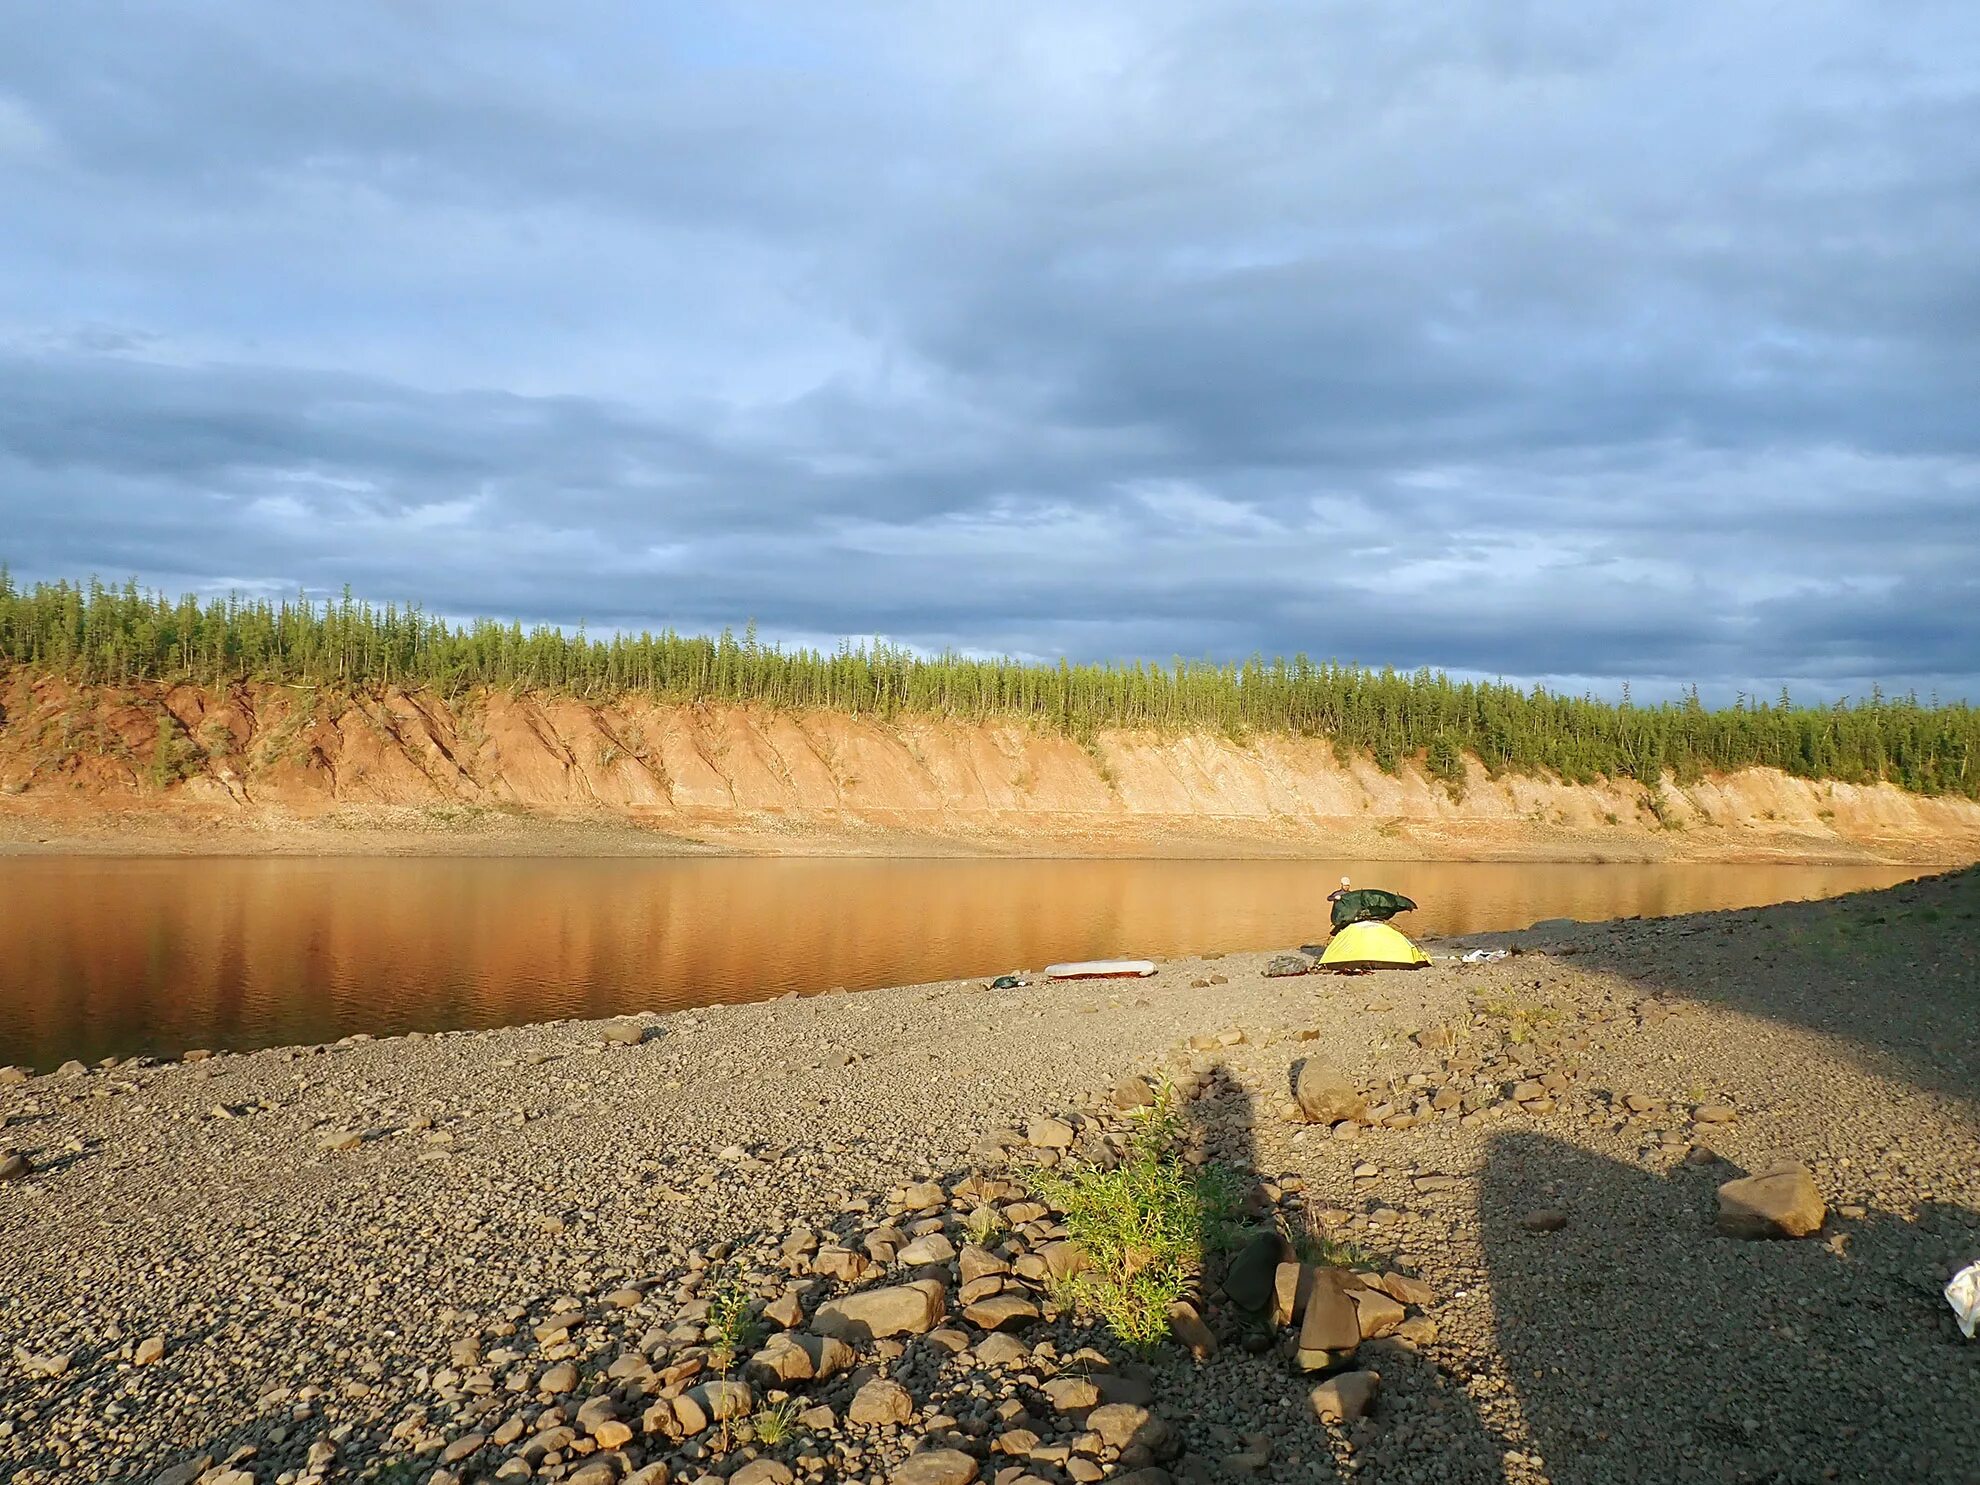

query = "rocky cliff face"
2;670;1976;861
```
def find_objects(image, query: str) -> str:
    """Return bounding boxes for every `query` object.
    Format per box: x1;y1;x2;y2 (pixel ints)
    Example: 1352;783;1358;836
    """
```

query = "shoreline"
2;805;1973;867
2;870;1976;1484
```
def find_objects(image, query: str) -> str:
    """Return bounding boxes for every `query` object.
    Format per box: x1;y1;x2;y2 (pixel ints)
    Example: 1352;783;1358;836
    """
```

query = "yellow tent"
1317;920;1429;972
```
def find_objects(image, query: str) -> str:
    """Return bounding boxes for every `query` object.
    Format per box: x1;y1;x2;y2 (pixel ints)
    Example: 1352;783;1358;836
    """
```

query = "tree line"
1;574;1973;798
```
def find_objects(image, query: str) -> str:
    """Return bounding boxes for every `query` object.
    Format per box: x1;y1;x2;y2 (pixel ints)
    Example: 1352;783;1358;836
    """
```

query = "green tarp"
1329;887;1417;934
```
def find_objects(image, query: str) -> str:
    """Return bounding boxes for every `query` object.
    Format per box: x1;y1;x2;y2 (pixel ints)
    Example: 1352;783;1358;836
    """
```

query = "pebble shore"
2;869;1976;1485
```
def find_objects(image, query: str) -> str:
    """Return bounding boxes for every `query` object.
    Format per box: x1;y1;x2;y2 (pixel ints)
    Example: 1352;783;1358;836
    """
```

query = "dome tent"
1312;920;1429;973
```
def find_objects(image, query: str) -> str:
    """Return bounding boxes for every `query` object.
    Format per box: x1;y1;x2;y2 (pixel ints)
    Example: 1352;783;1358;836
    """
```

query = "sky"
0;1;1975;705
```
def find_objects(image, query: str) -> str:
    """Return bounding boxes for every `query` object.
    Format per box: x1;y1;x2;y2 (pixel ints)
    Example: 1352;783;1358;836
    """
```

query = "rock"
687;1379;753;1423
134;1334;166;1366
1717;1164;1826;1239
1294;1060;1367;1125
1222;1229;1290;1312
1087;1404;1178;1460
1378;1272;1434;1307
1167;1300;1217;1360
1693;1102;1737;1124
593;1419;634;1449
1350;1287;1405;1339
892;1449;980;1485
975;1332;1030;1367
442;1434;486;1464
1263;954;1312;978
897;1232;958;1266
1112;1075;1156;1110
0;1151;31;1182
849;1375;915;1426
1521;1208;1568;1233
1310;1369;1380;1424
318;1128;363;1152
731;1462;795;1485
601;1019;647;1045
0;1066;29;1086
763;1290;804;1328
959;1245;1010;1284
1035;1239;1089;1280
1396;1315;1439;1345
747;1332;855;1385
813;1279;947;1341
14;1347;73;1379
1042;1376;1102;1412
963;1294;1041;1331
149;1457;214;1485
538;1361;578;1393
1296;1271;1360;1355
1027;1117;1076;1149
901;1180;947;1211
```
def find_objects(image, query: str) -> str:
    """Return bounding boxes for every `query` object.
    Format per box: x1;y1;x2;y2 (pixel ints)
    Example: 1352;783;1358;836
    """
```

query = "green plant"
752;1398;801;1446
1280;1212;1375;1270
962;1204;1006;1247
1031;1090;1242;1354
704;1283;761;1371
1479;997;1563;1045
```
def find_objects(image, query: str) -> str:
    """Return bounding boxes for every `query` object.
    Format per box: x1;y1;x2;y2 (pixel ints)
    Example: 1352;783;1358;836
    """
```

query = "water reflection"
0;856;1920;1067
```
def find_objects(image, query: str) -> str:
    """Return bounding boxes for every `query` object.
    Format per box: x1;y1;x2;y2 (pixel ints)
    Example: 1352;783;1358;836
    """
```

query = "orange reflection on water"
0;856;1919;1067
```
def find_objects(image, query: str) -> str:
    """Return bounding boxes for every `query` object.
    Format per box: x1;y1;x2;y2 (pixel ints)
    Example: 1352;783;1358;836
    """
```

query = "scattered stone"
1309;1369;1380;1424
1027;1117;1076;1149
747;1332;855;1384
1293;1059;1367;1125
813;1280;947;1341
1222;1229;1290;1313
1717;1164;1826;1239
1263;954;1312;978
892;1449;980;1485
1112;1075;1156;1110
601;1019;647;1045
1350;1286;1405;1339
897;1232;958;1266
318;1128;362;1152
731;1461;795;1485
1693;1101;1737;1124
134;1334;166;1366
1166;1301;1217;1360
962;1294;1041;1331
849;1375;915;1426
0;1151;31;1182
1521;1208;1568;1233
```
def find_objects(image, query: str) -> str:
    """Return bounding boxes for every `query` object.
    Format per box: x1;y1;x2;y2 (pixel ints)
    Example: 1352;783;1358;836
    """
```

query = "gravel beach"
2;868;1975;1485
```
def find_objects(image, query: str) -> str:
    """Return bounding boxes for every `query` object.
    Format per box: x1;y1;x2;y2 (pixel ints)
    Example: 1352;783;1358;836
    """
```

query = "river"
0;856;1924;1068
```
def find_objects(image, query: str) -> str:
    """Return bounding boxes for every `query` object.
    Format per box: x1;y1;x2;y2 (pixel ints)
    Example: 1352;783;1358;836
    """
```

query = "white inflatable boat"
1043;959;1158;980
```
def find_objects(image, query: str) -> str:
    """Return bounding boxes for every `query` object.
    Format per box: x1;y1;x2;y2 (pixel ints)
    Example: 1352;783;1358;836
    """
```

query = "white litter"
1458;948;1510;964
1947;1260;1980;1339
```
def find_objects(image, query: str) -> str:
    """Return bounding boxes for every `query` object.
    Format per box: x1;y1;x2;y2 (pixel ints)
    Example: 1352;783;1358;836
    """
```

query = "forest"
2;574;1973;799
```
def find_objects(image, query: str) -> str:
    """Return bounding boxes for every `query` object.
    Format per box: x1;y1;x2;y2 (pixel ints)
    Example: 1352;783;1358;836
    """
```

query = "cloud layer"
2;1;1976;701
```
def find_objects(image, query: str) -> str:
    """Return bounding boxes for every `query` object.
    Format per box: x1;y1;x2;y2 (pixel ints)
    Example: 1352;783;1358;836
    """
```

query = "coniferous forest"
1;574;1973;799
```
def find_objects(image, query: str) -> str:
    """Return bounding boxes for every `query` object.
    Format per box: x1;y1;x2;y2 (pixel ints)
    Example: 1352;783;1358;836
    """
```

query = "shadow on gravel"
1533;867;1979;1112
1181;1062;1513;1483
1482;1130;1980;1485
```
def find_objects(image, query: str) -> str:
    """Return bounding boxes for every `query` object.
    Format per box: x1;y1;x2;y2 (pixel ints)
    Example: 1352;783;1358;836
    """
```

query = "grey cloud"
0;0;1976;704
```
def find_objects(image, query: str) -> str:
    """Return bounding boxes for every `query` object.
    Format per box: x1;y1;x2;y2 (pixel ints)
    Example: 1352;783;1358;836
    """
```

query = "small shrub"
704;1283;761;1371
1031;1090;1242;1353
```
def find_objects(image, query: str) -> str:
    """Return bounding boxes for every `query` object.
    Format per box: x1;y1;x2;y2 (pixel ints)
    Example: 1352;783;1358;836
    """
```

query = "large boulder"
849;1376;915;1426
1293;1060;1367;1125
813;1280;947;1341
1717;1164;1825;1239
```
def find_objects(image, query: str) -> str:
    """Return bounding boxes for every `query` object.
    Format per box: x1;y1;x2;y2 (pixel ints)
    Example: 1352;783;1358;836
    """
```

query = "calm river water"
0;856;1922;1068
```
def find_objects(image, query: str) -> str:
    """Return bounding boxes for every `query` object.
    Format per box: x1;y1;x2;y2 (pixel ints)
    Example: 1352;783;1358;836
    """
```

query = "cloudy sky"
1;2;1975;702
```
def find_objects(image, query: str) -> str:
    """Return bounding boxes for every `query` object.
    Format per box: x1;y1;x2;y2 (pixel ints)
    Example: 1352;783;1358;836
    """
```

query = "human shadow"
1176;1059;1513;1483
1481;1130;1980;1484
